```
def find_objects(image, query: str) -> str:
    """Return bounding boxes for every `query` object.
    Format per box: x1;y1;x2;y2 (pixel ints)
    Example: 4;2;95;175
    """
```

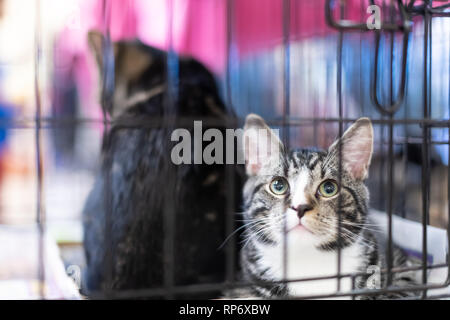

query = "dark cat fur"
82;32;243;298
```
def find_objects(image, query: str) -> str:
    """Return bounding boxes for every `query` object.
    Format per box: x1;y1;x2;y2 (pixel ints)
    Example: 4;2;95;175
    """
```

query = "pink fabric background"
52;0;391;119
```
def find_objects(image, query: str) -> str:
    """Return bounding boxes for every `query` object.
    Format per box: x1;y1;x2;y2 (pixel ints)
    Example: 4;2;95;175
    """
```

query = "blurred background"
0;0;448;299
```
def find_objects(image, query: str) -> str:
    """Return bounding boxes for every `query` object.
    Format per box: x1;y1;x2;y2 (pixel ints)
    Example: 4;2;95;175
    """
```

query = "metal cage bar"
34;0;45;300
336;0;345;293
224;0;237;289
282;0;291;288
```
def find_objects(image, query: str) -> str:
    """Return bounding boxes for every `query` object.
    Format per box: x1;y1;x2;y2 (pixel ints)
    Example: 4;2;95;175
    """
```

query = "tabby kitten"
237;114;417;299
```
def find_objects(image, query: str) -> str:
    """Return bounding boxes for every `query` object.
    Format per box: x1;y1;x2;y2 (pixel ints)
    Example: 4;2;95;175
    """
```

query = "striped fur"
235;115;419;299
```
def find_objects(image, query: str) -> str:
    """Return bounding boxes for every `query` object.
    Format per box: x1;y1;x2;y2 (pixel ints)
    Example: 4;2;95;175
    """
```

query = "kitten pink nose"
291;204;313;219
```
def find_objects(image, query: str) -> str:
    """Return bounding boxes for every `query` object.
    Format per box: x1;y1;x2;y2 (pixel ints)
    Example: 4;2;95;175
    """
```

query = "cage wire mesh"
4;0;449;299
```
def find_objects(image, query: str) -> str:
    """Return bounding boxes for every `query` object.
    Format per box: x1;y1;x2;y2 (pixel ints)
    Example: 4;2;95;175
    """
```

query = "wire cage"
0;0;449;300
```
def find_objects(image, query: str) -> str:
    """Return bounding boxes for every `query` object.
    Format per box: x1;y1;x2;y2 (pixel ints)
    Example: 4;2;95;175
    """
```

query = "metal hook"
325;0;412;116
408;0;450;17
325;0;413;32
370;12;410;116
426;1;450;17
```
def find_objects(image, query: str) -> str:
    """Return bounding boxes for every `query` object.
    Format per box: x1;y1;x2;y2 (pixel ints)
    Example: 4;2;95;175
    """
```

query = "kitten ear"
87;31;118;72
88;30;156;117
87;30;104;66
243;114;284;176
328;118;373;181
88;30;153;82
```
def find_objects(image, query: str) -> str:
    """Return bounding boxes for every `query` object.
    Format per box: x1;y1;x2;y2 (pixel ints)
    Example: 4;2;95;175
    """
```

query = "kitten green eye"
269;177;289;196
318;180;339;198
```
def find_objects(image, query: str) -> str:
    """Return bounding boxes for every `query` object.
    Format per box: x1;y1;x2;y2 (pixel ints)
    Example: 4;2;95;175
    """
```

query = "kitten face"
242;114;373;250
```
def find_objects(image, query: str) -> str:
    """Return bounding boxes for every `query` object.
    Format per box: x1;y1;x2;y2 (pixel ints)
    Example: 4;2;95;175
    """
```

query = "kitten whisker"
320;223;377;249
218;220;263;250
242;224;275;248
339;221;383;234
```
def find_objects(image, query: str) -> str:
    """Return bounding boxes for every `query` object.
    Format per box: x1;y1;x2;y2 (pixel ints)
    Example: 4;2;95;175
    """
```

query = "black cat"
82;32;243;298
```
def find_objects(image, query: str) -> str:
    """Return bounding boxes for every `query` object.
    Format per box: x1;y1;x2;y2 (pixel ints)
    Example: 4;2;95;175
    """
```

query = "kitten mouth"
287;223;311;234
